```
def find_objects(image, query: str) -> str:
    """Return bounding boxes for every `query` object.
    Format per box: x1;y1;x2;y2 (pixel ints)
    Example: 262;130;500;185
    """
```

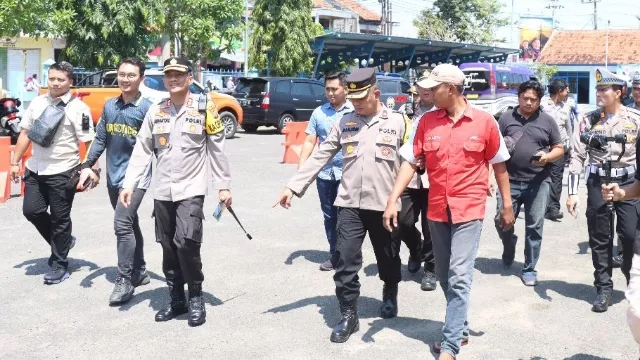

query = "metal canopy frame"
311;32;518;77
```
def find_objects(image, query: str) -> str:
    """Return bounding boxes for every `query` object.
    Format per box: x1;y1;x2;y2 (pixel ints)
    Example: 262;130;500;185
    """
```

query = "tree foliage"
413;0;508;44
57;0;156;68
250;0;323;76
0;0;73;37
527;62;559;83
158;0;244;60
0;0;244;69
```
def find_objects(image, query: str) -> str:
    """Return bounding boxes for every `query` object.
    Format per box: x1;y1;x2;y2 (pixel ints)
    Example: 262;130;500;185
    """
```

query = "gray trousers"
429;217;483;357
108;187;147;278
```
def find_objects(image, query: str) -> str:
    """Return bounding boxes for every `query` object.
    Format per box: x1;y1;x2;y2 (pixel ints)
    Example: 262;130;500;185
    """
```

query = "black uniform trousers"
334;207;402;303
547;152;568;215
153;195;206;287
22;168;77;269
585;173;638;292
397;188;435;272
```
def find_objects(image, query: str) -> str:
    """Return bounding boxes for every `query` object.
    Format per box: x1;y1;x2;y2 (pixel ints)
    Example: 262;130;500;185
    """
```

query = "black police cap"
346;68;377;99
163;57;193;73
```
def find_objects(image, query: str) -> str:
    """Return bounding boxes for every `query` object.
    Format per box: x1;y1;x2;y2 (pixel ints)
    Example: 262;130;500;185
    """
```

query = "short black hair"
548;78;568;95
518;80;544;100
117;57;146;76
49;61;74;80
324;72;347;88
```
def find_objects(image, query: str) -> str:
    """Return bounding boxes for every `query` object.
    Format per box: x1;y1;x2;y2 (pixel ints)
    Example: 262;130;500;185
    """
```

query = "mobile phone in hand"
530;155;542;162
213;202;226;221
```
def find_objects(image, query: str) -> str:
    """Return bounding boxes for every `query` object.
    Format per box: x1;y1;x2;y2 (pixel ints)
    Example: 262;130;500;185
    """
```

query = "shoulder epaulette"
625;106;640;118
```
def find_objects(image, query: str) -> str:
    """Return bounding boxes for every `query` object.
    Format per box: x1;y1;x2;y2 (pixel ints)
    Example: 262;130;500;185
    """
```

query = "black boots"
155;284;206;326
592;290;612;313
330;300;359;343
188;284;206;327
380;283;398;319
155;284;188;322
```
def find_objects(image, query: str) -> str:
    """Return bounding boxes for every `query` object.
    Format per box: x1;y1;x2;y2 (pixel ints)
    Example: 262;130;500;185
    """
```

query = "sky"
357;0;640;48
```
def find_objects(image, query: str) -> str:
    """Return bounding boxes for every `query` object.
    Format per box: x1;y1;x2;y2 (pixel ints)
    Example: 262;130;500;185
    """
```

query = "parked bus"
459;62;535;116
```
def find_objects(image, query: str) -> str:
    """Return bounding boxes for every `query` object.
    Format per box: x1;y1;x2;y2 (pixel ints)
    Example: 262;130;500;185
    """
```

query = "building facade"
0;36;60;109
313;0;381;34
538;30;640;105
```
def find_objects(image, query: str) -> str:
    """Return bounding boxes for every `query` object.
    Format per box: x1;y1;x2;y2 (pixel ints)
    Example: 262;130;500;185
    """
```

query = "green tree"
158;0;244;60
57;0;156;68
250;0;322;76
413;0;508;44
0;0;245;69
0;0;73;37
527;62;559;83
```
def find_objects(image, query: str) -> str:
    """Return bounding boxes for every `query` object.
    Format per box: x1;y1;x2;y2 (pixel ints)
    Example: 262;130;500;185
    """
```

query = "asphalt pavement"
0;127;638;359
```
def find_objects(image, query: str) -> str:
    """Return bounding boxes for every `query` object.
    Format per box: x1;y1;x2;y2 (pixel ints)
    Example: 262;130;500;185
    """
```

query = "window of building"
554;71;590;104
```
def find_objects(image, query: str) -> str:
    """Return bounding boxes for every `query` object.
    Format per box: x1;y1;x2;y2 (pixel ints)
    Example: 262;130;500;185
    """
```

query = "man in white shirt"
10;62;95;285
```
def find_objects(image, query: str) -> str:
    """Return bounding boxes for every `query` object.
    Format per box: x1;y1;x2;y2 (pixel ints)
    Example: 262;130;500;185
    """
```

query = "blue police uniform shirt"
305;101;354;181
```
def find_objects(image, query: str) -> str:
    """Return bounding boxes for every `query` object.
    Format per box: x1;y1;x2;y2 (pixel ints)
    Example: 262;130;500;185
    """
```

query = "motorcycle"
0;98;22;145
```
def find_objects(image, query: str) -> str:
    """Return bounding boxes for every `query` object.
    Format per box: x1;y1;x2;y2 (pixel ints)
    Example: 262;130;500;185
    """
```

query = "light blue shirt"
305;101;354;181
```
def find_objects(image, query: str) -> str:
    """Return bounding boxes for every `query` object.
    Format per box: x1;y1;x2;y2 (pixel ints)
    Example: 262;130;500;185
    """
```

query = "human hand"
273;188;294;209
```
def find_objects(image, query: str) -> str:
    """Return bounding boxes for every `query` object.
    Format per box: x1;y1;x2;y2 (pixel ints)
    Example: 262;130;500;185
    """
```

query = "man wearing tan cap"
275;67;411;344
384;64;514;359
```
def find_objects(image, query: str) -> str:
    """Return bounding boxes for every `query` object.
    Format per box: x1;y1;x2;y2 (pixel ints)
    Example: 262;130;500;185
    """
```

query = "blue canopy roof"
312;32;518;76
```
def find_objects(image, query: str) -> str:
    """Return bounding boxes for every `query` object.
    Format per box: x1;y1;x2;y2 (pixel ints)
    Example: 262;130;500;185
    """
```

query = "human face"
47;69;72;98
596;86;621;107
430;83;456;109
324;78;347;107
531;39;541;50
117;63;144;95
163;70;192;95
632;85;640;104
518;89;541;117
417;85;433;105
350;87;381;116
559;87;569;102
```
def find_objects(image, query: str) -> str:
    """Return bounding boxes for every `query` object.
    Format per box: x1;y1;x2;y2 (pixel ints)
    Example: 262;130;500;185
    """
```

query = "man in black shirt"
495;80;565;286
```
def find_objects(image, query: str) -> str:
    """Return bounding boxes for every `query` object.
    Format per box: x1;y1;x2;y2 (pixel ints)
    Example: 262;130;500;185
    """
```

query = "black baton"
227;206;253;240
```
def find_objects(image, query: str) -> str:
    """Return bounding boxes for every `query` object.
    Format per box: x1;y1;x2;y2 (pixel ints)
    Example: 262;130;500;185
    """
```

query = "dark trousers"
154;196;205;287
334;207;402;303
398;187;435;272
495;180;550;274
586;174;638;292
547;153;567;215
108;187;147;278
316;178;340;265
22;168;77;269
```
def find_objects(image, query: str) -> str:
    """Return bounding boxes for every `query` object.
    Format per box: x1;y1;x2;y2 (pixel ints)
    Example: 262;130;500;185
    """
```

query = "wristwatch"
10;163;19;167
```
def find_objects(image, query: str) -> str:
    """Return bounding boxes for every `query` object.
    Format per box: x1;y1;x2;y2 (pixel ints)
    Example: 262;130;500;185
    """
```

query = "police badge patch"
205;101;224;135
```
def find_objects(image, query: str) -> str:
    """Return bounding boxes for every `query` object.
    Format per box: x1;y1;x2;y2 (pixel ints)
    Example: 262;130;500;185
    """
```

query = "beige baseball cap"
416;64;465;89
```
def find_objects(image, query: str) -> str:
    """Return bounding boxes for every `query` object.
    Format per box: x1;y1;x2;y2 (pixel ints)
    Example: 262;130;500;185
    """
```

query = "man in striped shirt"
79;58;153;305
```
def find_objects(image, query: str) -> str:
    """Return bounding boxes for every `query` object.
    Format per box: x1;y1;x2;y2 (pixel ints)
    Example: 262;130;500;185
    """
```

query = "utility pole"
605;20;610;67
581;0;601;30
510;0;515;45
378;0;387;35
388;0;393;36
546;0;564;28
243;0;249;76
